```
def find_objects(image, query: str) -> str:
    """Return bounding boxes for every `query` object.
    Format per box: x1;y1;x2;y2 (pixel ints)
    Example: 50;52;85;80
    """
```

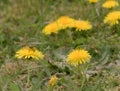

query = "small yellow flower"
42;22;61;35
67;49;91;66
88;0;99;3
15;46;44;60
49;75;58;86
104;11;120;26
42;16;75;35
42;16;92;35
102;0;119;9
74;20;92;31
56;16;75;29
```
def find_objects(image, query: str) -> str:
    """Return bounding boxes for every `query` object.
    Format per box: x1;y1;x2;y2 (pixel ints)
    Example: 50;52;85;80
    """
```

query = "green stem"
80;64;90;90
77;65;87;91
80;72;86;91
77;65;82;77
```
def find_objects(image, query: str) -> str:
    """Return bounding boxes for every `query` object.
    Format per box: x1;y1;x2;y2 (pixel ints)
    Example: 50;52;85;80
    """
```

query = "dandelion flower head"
42;16;92;35
49;75;58;86
42;16;76;35
42;21;61;35
104;11;120;26
102;0;119;9
88;0;99;3
74;20;92;31
56;16;75;29
15;46;44;60
67;49;91;66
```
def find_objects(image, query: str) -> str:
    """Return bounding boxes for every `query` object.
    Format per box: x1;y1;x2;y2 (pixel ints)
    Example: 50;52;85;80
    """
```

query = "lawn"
0;0;120;91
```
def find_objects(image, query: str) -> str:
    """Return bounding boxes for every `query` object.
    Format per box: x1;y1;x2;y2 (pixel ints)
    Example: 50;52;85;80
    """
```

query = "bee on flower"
15;46;44;60
102;0;119;9
104;11;120;26
67;49;91;66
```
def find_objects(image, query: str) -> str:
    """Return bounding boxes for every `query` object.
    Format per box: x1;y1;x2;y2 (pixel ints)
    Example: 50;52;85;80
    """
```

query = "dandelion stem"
77;64;88;90
80;72;86;91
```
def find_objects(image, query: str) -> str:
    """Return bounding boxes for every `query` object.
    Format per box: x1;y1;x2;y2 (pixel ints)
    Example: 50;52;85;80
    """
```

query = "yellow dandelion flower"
42;16;75;35
104;11;120;26
49;75;58;86
15;46;44;60
42;21;61;35
88;0;99;3
67;49;91;66
42;16;92;35
102;0;119;9
74;20;92;31
56;16;76;29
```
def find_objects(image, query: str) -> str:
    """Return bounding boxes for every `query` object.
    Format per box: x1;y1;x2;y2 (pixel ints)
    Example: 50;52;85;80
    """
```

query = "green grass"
0;0;120;91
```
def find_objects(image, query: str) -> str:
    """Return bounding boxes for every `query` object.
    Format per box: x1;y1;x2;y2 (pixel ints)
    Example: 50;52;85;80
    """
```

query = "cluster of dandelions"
88;0;119;9
15;46;91;66
102;0;120;26
88;0;120;26
42;0;120;35
46;49;91;87
42;16;92;35
14;0;120;88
